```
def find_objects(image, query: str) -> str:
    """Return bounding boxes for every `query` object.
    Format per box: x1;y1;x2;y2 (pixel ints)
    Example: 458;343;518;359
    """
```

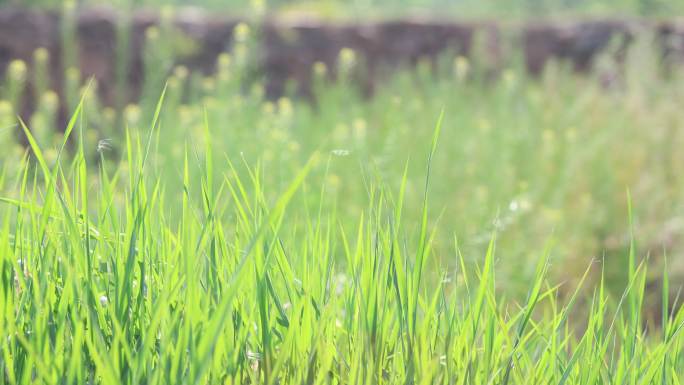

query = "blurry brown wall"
0;7;683;116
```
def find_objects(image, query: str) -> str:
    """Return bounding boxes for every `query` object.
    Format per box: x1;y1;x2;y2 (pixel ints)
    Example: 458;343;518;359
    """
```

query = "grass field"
5;0;684;19
1;15;684;385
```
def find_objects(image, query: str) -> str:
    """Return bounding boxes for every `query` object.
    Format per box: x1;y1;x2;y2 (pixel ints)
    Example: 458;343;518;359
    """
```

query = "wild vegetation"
0;9;683;385
5;0;684;18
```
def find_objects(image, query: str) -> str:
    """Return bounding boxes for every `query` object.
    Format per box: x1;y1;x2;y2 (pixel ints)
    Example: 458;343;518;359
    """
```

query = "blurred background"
2;0;684;18
0;0;683;314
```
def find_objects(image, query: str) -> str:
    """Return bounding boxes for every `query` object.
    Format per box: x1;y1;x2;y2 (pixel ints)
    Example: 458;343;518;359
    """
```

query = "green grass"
5;0;684;19
1;19;684;384
0;88;683;383
3;24;684;291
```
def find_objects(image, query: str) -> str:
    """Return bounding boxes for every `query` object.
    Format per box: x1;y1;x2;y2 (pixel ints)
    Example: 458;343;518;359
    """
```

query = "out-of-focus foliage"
2;0;683;18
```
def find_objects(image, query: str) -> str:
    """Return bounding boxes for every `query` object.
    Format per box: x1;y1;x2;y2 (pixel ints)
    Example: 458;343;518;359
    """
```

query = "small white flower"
247;350;261;372
335;273;348;294
331;149;350;157
99;295;108;306
97;139;112;154
509;197;532;213
509;200;519;212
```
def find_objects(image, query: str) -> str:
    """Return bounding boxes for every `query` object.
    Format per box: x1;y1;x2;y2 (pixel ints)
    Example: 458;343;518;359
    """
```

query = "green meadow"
1;10;684;385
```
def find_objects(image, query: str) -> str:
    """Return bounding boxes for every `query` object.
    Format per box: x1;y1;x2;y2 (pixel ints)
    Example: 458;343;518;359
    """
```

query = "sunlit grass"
1;16;684;383
2;25;684;295
0;95;683;383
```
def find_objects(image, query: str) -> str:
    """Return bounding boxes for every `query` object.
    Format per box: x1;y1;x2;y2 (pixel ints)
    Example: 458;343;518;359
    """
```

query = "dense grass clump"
0;97;683;384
